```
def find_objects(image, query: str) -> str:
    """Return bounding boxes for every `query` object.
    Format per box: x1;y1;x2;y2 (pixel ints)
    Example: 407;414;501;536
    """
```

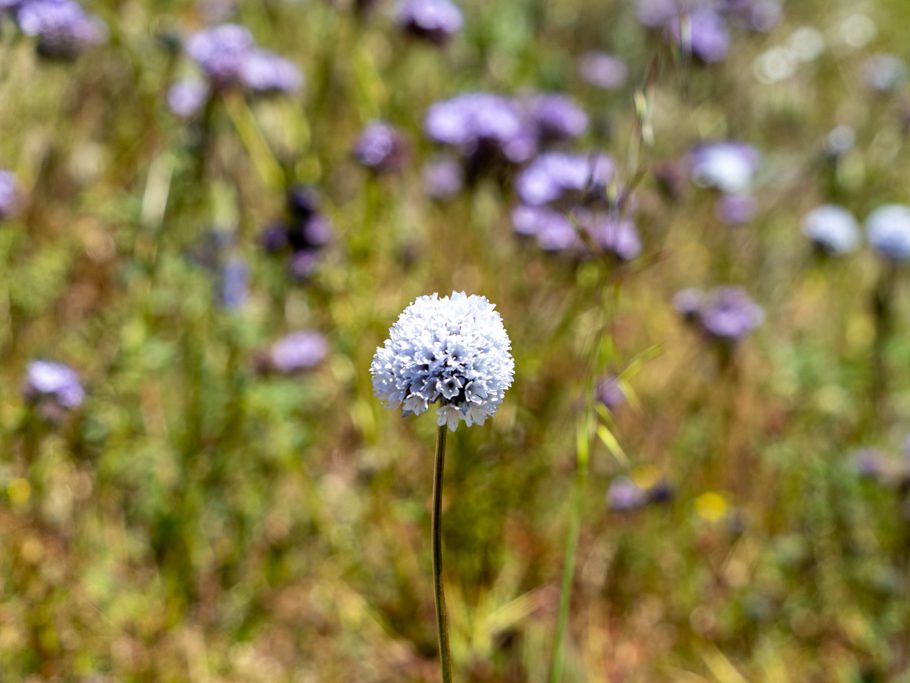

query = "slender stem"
432;424;453;683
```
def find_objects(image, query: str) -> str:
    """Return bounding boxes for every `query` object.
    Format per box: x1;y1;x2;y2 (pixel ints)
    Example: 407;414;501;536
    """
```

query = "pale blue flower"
371;292;514;431
802;204;860;255
866;204;910;261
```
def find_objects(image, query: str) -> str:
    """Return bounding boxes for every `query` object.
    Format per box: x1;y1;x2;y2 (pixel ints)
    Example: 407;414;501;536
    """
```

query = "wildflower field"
4;0;910;680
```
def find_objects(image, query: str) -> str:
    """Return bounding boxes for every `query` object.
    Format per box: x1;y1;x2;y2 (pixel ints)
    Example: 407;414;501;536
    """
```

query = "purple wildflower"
670;8;731;63
524;93;589;143
607;478;648;512
578;51;629;90
689;142;760;194
24;360;85;409
715;193;757;225
15;0;106;59
0;170;18;220
515;152;615;207
167;79;209;118
268;331;329;374
239;49;303;95
595;374;626;411
682;286;764;342
581;213;642;261
510;205;579;252
866;205;910;262
423;156;464;199
219;257;249;310
353;122;410;174
395;0;463;44
186;24;256;88
802;204;860;256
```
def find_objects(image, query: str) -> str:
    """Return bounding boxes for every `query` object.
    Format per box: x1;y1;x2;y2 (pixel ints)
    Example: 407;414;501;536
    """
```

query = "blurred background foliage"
3;0;910;680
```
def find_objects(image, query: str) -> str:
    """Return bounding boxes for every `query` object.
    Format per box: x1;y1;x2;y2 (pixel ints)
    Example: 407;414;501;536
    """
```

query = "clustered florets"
371;292;514;431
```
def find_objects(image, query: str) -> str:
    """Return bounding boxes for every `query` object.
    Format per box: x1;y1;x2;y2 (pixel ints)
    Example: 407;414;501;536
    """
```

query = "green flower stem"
432;424;453;683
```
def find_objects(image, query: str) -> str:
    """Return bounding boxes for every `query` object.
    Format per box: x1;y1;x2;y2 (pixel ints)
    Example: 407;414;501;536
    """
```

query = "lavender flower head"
354;122;409;174
167;79;209;118
578;52;629;90
716;194;757;225
676;286;764;342
219;257;248;310
395;0;463;44
580;212;643;261
14;0;106;59
595;374;626;411
866;204;910;262
802;204;860;256
607;477;648;512
424;93;531;166
423;156;464;199
268;331;329;374
511;205;579;252
524;94;589;143
24;360;85;409
689;142;760;194
371;292;514;431
670;8;731;63
0;170;18;220
515;152;614;207
186;24;301;94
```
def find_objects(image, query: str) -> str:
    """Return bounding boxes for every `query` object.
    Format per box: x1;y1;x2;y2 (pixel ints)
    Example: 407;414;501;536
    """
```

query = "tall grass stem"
432;424;453;683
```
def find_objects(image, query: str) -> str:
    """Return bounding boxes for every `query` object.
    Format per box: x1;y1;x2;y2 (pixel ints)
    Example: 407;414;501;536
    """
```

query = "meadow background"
4;0;910;680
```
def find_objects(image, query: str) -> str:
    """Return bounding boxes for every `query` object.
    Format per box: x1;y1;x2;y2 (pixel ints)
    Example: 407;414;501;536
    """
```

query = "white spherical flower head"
371;292;515;431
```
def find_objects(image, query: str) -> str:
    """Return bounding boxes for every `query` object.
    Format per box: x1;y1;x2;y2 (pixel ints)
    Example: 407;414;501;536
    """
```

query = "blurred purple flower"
695;286;764;342
239;49;303;95
0;170;18;220
595;374;626;411
353;121;409;174
723;0;781;32
581;212;642;261
395;0;463;44
866;205;910;262
511;205;579;251
715;193;757;225
578;51;629;90
670;8;730;63
515;152;615;207
673;288;704;320
607;477;648;512
423;156;464;199
524;93;589;143
219;257;248;310
14;0;106;59
167;79;209;118
634;0;681;28
186;24;255;88
268;331;329;374
425;92;533;173
289;250;320;281
287;214;333;252
689;142;760;194
802;204;860;256
24;360;85;409
287;184;322;219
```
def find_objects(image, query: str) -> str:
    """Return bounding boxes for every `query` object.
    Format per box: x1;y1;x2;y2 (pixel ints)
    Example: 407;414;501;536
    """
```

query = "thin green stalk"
432;424;453;683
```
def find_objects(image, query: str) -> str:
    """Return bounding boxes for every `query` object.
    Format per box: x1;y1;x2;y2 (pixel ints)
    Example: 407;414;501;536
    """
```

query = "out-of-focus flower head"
13;0;106;60
219;257;248;310
578;51;629;90
24;360;85;410
579;211;642;261
824;125;855;158
607;477;648;512
353;121;410;174
689;142;760;194
723;0;782;32
260;184;333;282
423;156;464;200
866;204;910;262
287;184;321;218
523;93;589;144
670;8;730;63
266;331;329;374
595;374;626;411
802;204;861;256
675;286;764;342
861;53;906;93
167;79;209;118
515;152;614;208
511;205;579;252
0;170;19;220
395;0;463;45
716;193;757;225
186;23;301;94
371;292;514;431
425;92;533;180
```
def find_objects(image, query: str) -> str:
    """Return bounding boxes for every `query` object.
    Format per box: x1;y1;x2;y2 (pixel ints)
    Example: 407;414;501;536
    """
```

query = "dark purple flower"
524;93;589;143
696;286;764;342
219;257;248;310
287;184;321;219
607;477;648;512
715;193;757;225
395;0;463;44
578;51;629;90
239;49;303;95
581;213;642;261
353;121;409;173
595;374;626;411
268;331;329;373
287;214;333;252
515;152;615;207
0;170;18;220
423;156;464;199
167;79;209;118
24;360;85;409
15;0;106;59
